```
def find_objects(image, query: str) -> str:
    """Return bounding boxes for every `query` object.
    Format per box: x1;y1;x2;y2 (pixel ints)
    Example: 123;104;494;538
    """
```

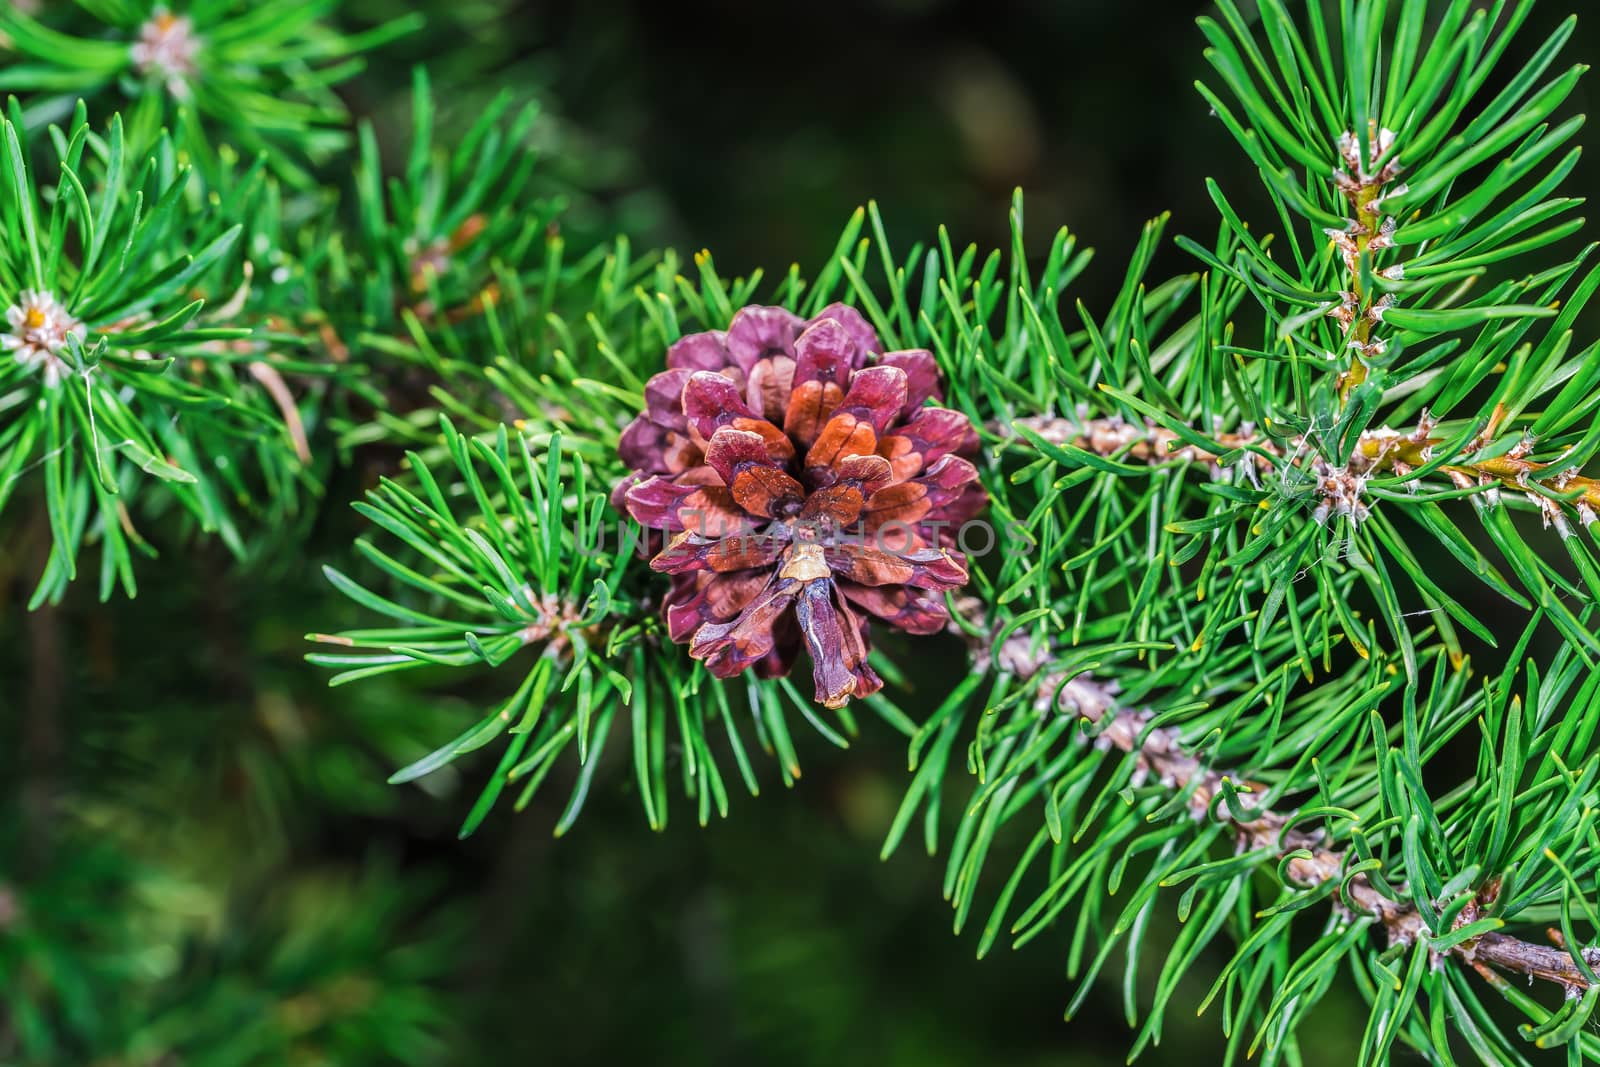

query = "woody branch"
955;601;1600;996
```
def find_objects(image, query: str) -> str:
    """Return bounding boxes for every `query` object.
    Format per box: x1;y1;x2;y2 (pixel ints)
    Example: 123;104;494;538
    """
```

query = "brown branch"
951;598;1598;996
1005;406;1600;531
1474;932;1599;990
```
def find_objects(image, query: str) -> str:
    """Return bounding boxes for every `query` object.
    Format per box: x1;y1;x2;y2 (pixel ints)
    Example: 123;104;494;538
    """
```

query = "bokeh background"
4;1;1597;1064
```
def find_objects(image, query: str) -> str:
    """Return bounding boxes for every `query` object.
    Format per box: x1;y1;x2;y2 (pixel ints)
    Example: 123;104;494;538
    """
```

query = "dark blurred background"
5;1;1598;1064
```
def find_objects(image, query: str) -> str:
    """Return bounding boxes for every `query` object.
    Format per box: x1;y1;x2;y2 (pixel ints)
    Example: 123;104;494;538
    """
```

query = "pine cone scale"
616;303;985;705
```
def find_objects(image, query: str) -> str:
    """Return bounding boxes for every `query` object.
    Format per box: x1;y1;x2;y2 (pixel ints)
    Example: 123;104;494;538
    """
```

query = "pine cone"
614;303;985;707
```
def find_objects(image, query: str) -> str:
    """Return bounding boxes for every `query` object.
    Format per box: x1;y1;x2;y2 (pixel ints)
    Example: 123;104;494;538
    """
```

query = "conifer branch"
1007;407;1600;531
955;599;1600;999
10;0;1600;1058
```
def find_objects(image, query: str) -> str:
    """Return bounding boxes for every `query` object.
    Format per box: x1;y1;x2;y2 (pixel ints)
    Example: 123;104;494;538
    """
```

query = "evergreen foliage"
6;1;1600;1063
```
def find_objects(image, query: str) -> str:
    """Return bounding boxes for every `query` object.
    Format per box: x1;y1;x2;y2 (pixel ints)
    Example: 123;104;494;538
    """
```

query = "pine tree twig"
1329;124;1407;399
952;598;1600;996
1004;408;1600;531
